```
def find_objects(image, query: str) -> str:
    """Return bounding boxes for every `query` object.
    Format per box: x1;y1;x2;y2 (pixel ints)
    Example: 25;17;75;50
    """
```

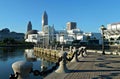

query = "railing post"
55;45;57;50
50;46;52;50
71;47;79;62
12;61;33;79
70;46;72;52
61;45;64;51
55;51;69;73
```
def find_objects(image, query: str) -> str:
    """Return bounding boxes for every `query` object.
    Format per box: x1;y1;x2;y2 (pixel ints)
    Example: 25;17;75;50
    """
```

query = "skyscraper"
27;21;32;32
66;22;77;30
42;11;48;31
25;21;32;39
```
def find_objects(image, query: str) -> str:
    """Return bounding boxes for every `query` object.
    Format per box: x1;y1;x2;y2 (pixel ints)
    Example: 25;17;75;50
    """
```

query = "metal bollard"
12;61;33;79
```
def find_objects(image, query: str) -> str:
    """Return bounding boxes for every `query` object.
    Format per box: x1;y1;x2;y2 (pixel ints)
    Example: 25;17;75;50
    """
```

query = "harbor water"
0;47;55;79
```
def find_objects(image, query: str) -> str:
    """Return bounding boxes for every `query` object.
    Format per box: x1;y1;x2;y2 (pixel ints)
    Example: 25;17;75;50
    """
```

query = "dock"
45;52;120;79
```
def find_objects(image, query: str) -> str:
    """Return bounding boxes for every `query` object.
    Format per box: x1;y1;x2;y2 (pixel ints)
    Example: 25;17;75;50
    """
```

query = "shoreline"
0;44;34;48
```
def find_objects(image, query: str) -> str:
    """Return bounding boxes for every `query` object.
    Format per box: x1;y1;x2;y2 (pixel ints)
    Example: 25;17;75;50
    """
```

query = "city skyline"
0;0;120;33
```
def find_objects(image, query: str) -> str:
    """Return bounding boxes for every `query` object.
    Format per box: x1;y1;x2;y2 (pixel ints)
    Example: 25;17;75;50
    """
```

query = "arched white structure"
104;22;120;45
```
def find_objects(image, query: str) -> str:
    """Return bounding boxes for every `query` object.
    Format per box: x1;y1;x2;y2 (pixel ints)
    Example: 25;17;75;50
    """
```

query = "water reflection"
0;48;55;79
0;47;25;79
0;47;23;61
24;49;37;62
24;49;55;72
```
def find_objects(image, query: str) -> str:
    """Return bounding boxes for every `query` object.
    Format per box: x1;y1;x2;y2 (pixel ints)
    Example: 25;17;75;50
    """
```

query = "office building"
66;22;77;30
27;21;32;32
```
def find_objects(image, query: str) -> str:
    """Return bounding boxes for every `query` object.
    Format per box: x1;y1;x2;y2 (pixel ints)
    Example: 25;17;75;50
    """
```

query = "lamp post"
100;25;106;55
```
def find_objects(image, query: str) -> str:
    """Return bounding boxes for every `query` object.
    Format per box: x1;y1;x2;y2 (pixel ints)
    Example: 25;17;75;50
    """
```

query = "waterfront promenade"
45;52;120;79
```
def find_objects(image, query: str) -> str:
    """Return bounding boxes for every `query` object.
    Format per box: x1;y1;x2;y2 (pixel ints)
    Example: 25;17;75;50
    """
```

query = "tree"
2;38;16;44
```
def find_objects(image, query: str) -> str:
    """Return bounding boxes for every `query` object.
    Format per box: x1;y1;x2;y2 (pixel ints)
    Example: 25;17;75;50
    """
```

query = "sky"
0;0;120;33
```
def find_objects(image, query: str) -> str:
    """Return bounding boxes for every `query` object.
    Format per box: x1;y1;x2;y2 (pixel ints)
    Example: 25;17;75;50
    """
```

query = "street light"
100;25;106;55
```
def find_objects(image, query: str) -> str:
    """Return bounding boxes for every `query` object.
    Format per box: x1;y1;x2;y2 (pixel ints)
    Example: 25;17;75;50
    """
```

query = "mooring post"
12;61;33;79
55;51;69;73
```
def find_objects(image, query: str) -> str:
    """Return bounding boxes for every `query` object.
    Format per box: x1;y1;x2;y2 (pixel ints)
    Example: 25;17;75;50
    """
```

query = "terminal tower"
42;11;48;31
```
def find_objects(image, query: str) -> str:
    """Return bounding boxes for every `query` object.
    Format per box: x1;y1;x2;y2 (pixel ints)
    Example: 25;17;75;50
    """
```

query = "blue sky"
0;0;120;33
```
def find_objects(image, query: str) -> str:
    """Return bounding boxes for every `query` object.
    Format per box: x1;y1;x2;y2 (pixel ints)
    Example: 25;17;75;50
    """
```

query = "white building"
83;32;102;45
38;25;55;46
56;28;102;45
56;28;83;44
25;25;55;46
25;11;102;46
104;22;120;45
25;30;38;43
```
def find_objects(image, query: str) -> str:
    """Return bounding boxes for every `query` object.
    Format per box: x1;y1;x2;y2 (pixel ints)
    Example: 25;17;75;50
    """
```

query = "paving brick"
45;52;120;79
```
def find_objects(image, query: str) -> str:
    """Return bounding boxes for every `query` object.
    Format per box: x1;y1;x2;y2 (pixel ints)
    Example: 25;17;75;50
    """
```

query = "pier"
9;46;120;79
45;51;120;79
33;46;120;79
